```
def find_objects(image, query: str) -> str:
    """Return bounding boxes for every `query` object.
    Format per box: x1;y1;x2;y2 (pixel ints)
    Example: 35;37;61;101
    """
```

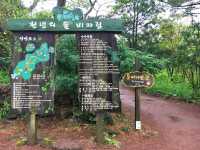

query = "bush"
0;100;11;119
146;70;195;102
55;35;79;98
118;41;167;76
0;69;10;85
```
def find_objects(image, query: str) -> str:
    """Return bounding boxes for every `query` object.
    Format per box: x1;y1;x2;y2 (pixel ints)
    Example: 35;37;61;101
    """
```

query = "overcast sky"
22;0;115;17
21;0;200;25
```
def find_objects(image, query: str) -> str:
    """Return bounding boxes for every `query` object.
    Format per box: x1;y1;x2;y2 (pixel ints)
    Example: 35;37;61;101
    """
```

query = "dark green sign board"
6;19;123;33
77;33;120;112
11;32;55;113
7;7;123;113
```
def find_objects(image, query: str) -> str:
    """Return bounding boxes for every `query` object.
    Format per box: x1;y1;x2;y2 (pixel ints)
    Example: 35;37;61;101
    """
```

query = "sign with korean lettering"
6;19;123;33
122;71;154;88
11;32;55;114
77;33;120;112
6;8;123;114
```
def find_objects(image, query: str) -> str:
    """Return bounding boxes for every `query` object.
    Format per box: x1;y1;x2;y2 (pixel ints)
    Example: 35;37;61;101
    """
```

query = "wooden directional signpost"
6;6;123;144
122;71;154;130
122;71;154;88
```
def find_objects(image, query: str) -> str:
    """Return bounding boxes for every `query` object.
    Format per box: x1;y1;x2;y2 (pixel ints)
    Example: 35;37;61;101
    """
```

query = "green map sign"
13;42;53;80
11;32;55;113
6;19;123;33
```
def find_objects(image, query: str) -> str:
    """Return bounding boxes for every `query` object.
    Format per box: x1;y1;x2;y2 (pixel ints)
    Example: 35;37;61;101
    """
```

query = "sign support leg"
96;111;105;144
28;105;37;145
135;87;141;130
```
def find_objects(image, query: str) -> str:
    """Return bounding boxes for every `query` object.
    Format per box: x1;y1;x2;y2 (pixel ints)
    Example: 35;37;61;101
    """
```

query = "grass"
145;70;194;102
0;69;10;85
0;100;11;119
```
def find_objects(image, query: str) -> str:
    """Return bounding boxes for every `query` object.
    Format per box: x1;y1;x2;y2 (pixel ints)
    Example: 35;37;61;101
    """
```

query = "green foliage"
44;104;54;114
55;74;79;95
0;0;29;21
118;40;166;76
0;0;29;70
104;132;121;148
106;48;120;66
146;70;196;102
16;137;28;146
73;108;96;123
140;18;200;100
176;24;200;98
0;100;11;119
156;20;183;77
33;11;53;19
103;113;114;125
0;32;12;69
114;0;162;48
120;127;130;132
55;35;79;97
41;137;55;147
167;0;189;7
0;69;10;85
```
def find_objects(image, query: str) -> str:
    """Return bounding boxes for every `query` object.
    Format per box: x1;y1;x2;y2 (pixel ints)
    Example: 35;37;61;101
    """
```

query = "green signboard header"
6;19;123;33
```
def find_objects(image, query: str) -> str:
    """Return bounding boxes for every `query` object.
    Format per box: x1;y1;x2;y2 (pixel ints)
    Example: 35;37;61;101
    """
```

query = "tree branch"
57;0;66;7
84;0;97;19
19;0;40;11
29;0;40;11
159;0;200;8
94;1;112;17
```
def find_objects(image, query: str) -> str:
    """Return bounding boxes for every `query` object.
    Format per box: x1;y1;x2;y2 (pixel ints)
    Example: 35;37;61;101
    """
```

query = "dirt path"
0;86;199;150
120;85;200;150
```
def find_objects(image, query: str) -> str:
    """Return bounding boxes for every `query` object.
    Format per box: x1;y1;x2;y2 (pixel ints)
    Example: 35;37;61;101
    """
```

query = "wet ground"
120;85;200;150
0;85;199;150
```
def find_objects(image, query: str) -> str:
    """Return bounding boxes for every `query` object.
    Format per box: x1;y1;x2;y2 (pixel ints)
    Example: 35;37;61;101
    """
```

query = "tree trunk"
28;105;37;145
57;0;66;7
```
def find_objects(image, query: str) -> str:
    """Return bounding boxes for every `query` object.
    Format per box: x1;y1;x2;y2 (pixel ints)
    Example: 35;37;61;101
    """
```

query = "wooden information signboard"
77;33;120;112
11;32;55;113
6;6;123;144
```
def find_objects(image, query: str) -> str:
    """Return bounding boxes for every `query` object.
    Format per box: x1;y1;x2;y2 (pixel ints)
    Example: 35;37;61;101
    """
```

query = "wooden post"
135;58;141;130
135;88;141;130
28;105;37;145
96;111;105;144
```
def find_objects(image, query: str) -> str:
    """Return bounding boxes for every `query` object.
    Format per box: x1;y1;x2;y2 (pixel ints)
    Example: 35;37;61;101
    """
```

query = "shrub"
146;70;194;102
0;69;10;85
118;41;167;76
55;34;79;98
0;100;11;119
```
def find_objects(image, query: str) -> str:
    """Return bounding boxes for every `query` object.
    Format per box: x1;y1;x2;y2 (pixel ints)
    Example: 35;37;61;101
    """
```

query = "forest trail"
120;85;200;150
0;85;199;150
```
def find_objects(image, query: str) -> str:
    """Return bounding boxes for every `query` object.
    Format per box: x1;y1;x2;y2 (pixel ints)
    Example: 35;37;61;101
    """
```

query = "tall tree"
57;0;98;19
114;0;162;49
0;0;29;69
57;0;66;7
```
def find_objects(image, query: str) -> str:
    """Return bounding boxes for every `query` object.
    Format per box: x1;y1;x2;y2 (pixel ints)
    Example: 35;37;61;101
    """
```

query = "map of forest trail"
13;42;50;80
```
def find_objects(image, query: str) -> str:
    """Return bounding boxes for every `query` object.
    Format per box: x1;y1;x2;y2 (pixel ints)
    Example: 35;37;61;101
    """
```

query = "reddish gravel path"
120;85;200;150
0;85;199;150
